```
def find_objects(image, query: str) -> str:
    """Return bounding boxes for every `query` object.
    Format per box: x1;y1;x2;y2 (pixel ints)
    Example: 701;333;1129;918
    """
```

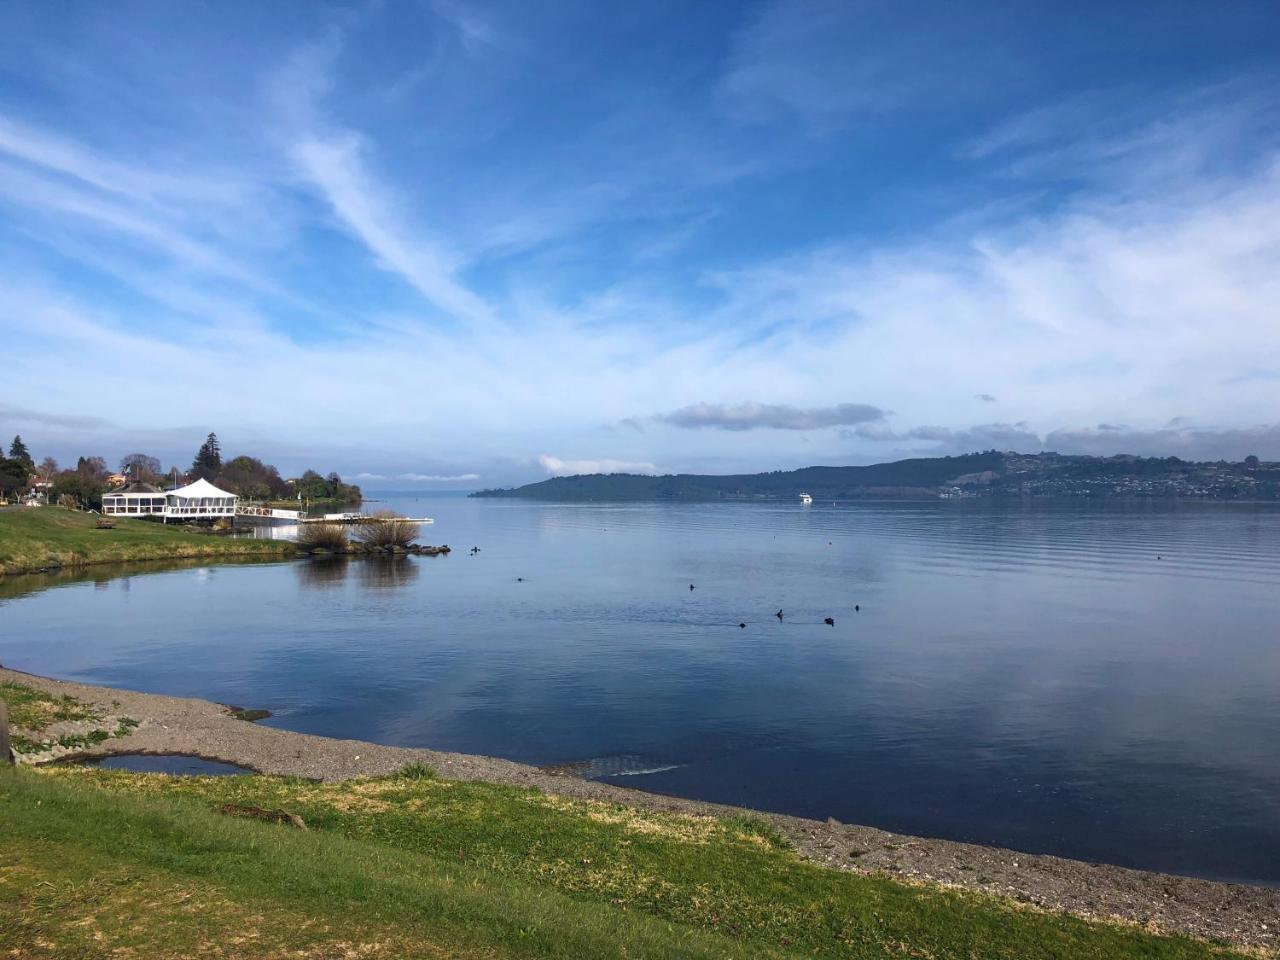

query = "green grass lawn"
0;763;1246;959
0;506;293;575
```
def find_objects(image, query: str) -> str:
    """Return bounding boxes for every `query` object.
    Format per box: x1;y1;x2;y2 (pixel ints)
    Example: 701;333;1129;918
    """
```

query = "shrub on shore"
352;512;419;550
295;522;348;551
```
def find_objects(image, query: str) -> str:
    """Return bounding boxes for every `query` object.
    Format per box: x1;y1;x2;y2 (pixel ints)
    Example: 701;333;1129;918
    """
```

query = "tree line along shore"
474;450;1280;501
0;431;362;511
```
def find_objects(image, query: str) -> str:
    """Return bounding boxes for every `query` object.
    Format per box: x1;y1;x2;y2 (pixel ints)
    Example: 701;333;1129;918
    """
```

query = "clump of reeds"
352;511;420;549
296;522;349;551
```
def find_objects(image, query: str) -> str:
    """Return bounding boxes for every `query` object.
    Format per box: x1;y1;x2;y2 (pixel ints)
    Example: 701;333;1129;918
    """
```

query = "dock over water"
234;506;433;525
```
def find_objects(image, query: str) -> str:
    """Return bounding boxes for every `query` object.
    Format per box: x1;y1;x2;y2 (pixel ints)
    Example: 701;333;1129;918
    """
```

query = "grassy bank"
0;506;293;576
0;763;1246;959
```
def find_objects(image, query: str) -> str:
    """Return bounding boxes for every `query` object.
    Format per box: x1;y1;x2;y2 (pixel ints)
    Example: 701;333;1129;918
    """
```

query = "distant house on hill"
102;477;237;521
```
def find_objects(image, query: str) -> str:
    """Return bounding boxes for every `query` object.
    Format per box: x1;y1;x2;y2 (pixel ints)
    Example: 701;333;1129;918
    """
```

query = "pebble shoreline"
2;664;1275;955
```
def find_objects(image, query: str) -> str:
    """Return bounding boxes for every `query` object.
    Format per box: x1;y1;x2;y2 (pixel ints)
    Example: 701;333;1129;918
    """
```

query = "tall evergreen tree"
190;432;223;480
0;455;28;497
9;435;34;472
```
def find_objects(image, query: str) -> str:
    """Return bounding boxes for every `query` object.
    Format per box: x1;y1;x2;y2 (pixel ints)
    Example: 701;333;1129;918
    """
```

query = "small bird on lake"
854;604;860;612
824;617;835;626
739;622;747;629
516;577;524;582
775;609;784;620
689;583;695;591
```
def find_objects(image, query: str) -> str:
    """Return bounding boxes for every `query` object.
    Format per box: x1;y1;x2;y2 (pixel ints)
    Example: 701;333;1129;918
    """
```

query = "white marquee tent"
102;477;238;521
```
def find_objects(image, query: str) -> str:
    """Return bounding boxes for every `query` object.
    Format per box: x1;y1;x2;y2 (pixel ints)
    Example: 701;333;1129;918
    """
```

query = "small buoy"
516;577;524;582
739;622;747;629
824;617;835;626
854;604;860;612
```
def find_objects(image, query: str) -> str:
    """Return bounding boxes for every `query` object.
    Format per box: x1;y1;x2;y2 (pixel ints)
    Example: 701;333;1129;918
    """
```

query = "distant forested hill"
471;452;1280;501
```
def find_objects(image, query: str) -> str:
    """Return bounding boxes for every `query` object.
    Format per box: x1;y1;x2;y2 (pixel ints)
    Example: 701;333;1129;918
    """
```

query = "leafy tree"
295;468;362;504
8;435;34;472
190;432;222;480
1244;454;1260;469
296;469;332;500
219;455;289;500
51;473;99;508
75;456;109;480
51;457;109;509
120;453;162;484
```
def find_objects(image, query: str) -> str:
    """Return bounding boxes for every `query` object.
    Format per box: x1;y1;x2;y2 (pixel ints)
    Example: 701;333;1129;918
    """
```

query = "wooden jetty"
302;513;434;525
235;506;433;525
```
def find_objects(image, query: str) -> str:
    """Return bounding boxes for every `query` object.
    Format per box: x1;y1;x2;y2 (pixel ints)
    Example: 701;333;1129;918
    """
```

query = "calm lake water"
3;496;1278;885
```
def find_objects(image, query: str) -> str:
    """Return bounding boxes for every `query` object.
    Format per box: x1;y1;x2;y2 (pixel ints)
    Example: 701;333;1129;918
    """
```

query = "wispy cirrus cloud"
2;5;1279;487
290;133;495;326
717;0;1030;131
962;77;1280;190
0;158;277;294
264;35;496;328
0;115;252;210
430;0;499;54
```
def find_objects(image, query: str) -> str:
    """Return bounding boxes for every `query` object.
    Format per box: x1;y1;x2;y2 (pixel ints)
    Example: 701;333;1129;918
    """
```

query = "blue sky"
2;1;1279;487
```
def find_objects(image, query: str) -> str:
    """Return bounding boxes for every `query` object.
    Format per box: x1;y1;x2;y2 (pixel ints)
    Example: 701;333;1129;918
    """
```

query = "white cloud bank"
399;472;481;483
538;455;657;477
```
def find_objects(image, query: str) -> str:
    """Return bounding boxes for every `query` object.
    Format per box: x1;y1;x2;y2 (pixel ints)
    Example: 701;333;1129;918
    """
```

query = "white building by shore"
102;477;238;521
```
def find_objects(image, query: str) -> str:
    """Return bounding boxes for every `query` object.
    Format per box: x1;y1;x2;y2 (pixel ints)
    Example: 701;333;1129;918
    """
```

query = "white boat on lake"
799;492;813;504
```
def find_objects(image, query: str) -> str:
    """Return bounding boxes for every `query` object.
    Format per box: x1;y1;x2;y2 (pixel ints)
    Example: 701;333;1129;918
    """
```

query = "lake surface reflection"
2;496;1278;884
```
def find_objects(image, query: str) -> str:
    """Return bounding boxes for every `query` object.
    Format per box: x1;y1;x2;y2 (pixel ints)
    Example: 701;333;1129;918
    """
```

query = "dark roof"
113;482;161;494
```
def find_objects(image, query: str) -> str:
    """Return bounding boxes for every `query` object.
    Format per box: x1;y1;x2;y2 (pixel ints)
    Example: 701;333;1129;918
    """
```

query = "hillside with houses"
473;451;1280;502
